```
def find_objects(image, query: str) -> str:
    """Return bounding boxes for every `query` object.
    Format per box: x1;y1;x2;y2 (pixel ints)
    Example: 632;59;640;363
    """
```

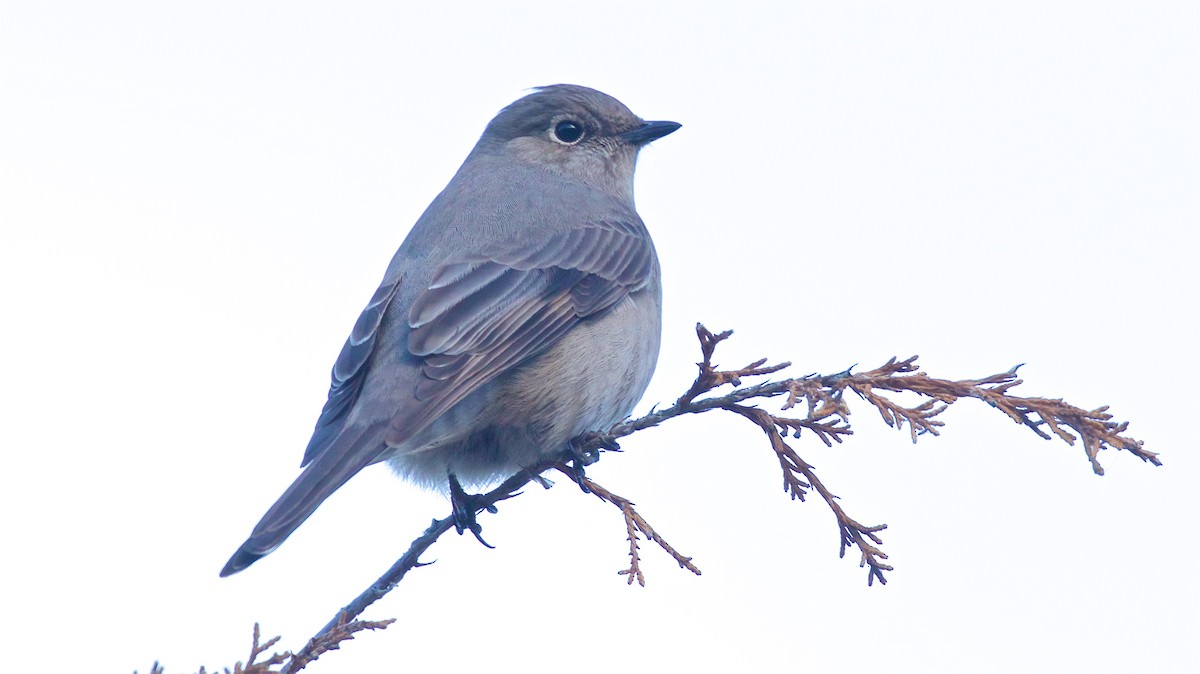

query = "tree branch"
300;323;1156;633
188;323;1157;673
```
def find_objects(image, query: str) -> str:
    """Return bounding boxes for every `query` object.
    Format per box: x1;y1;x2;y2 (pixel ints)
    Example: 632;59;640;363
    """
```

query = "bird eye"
552;120;585;144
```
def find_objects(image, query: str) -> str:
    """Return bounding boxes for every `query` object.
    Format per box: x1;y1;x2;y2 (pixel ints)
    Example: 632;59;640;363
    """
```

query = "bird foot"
564;433;619;494
448;474;496;549
569;431;620;465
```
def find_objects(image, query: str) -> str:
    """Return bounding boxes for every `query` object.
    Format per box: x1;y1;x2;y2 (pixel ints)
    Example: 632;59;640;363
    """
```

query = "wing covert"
386;219;655;445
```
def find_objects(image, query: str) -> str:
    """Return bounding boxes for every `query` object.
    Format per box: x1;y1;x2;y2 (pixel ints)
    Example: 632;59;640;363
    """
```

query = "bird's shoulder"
400;158;647;260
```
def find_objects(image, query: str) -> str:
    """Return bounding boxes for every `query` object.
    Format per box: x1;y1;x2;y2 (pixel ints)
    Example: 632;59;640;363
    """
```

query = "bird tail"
220;426;384;577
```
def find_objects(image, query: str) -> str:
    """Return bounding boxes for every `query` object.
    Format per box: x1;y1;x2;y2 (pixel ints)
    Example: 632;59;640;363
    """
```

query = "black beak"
620;120;682;146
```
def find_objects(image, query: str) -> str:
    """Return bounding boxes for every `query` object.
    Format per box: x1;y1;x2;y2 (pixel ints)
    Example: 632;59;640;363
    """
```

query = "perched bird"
221;85;679;576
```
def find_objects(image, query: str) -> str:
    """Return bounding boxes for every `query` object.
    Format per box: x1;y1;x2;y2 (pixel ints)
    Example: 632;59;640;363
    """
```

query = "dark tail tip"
219;545;263;577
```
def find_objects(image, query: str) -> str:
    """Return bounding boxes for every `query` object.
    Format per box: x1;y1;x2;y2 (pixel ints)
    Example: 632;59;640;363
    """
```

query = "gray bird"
221;84;679;576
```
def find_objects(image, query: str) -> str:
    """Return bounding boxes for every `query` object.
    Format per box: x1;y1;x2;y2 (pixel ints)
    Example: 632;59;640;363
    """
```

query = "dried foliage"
586;325;1155;586
563;466;703;586
158;324;1157;672
284;615;395;674
138;619;393;674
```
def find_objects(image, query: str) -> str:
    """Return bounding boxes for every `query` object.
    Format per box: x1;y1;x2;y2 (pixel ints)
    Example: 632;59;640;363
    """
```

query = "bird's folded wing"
300;276;403;467
388;218;654;446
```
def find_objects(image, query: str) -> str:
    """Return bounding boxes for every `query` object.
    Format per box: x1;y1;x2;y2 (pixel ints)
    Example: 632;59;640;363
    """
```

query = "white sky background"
1;1;1197;672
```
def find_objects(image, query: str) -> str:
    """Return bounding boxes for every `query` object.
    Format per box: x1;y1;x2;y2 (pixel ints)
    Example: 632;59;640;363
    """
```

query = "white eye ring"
551;119;585;145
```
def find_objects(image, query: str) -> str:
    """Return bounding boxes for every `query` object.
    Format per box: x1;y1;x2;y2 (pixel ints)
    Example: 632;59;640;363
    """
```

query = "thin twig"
284;615;394;674
560;467;702;585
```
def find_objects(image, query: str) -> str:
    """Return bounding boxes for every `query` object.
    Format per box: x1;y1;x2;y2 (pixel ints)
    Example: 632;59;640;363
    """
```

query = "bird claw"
569;432;619;465
565;432;620;494
563;451;592;495
448;474;496;549
567;463;591;494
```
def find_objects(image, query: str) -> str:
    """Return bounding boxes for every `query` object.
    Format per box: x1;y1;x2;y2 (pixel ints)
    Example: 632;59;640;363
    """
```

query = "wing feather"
409;262;507;328
301;275;402;467
387;219;654;446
